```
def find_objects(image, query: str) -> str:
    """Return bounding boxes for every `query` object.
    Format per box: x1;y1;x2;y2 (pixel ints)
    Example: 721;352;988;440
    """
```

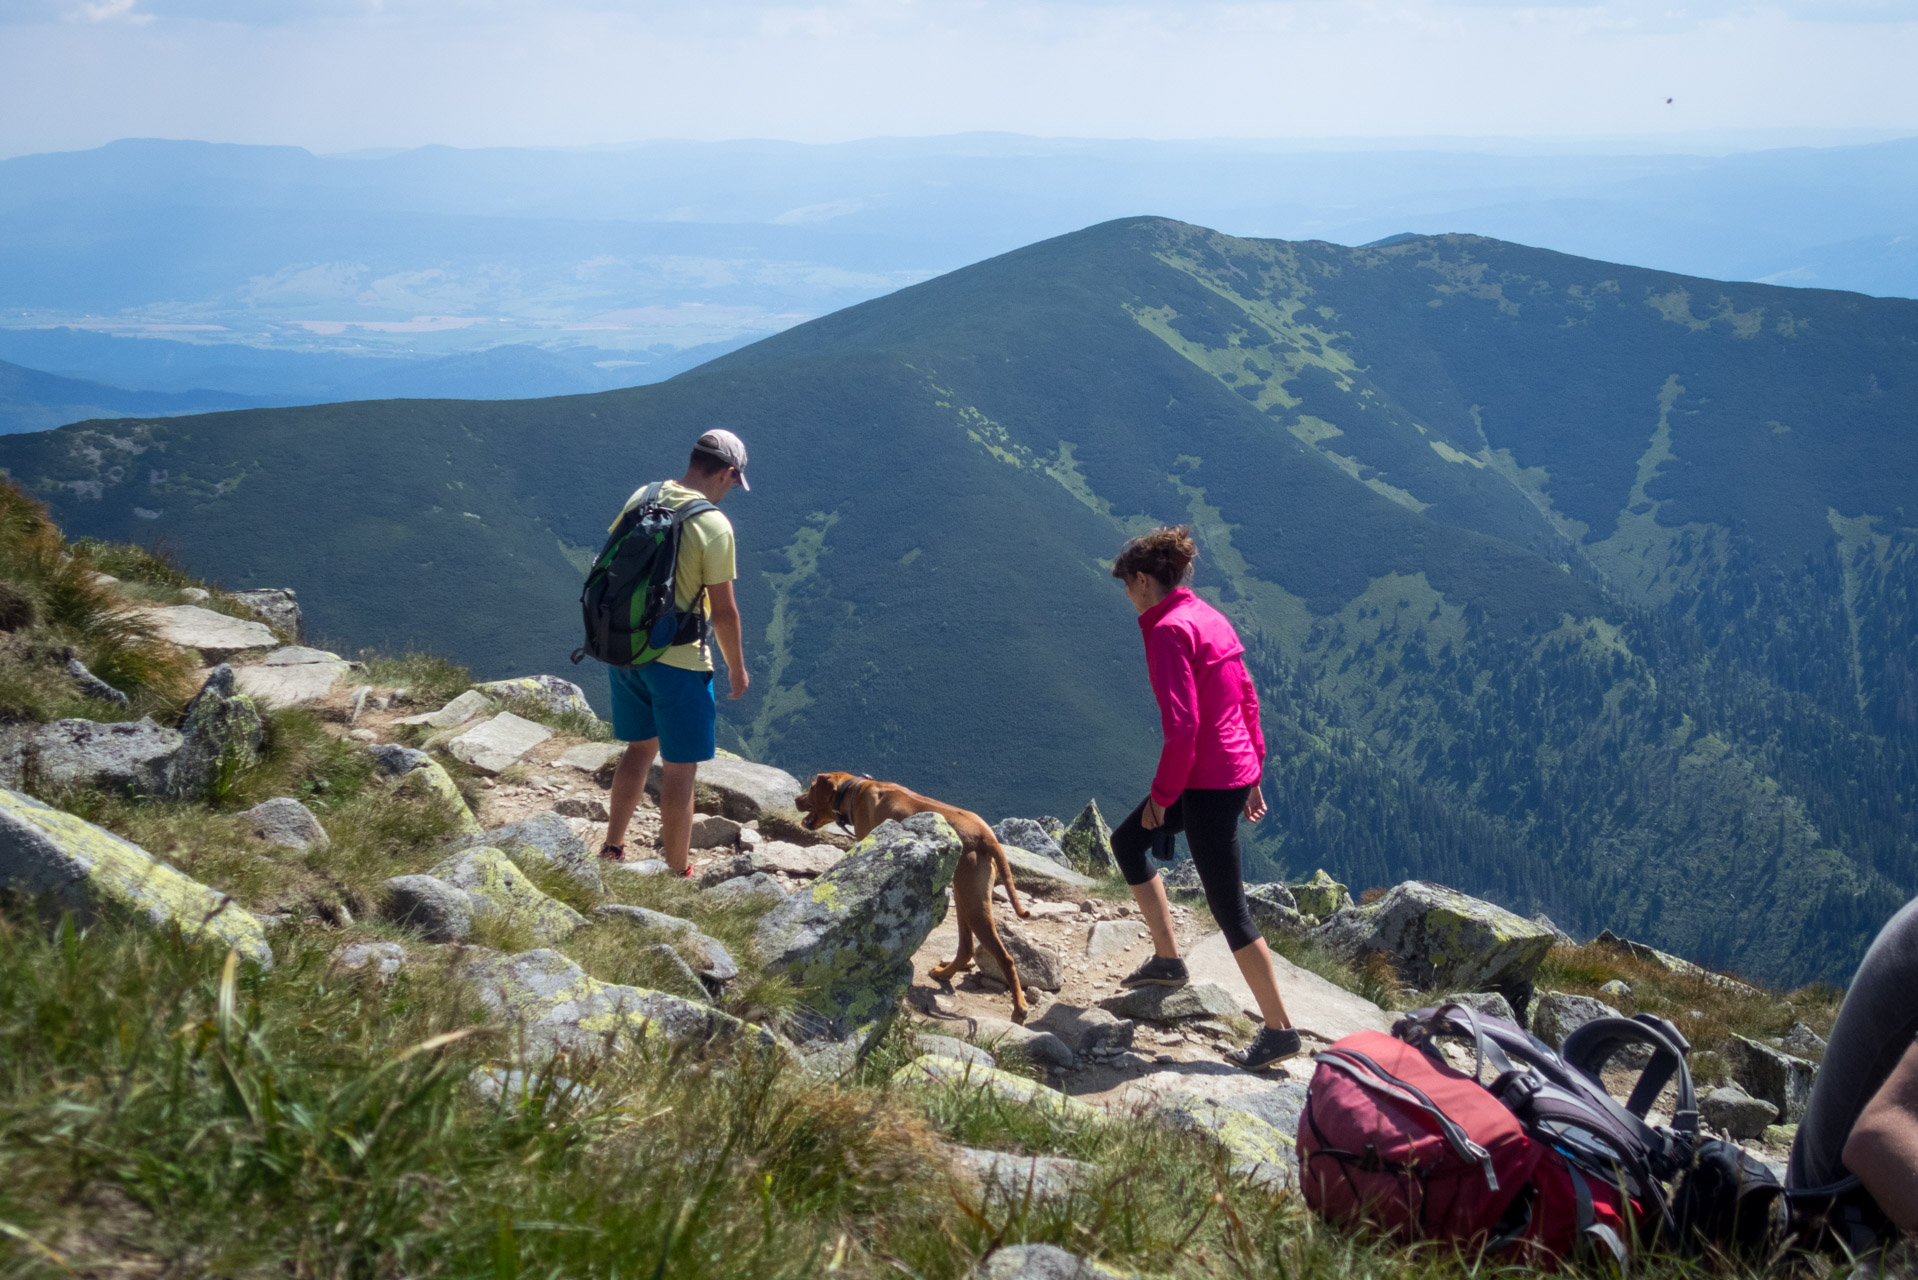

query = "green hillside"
3;217;1913;986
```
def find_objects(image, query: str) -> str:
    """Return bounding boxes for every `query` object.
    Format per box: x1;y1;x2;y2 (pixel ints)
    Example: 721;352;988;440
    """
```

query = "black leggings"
1110;785;1260;952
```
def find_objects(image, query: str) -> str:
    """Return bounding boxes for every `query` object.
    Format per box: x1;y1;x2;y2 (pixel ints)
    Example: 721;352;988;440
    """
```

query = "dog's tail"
985;833;1030;919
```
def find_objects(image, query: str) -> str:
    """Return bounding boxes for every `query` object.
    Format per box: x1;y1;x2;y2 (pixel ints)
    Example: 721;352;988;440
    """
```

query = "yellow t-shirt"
609;479;735;673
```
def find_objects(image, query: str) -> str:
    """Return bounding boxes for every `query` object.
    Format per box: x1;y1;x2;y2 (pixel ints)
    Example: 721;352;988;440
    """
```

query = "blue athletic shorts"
608;663;716;763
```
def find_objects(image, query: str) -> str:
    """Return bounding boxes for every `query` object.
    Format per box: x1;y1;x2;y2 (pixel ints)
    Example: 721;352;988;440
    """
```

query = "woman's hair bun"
1112;525;1197;590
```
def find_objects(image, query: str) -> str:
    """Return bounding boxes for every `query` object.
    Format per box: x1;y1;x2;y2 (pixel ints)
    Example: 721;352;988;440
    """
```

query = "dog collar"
831;774;872;832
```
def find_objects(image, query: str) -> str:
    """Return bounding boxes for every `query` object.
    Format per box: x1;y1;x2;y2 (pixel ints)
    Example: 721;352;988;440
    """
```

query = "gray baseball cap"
693;429;750;491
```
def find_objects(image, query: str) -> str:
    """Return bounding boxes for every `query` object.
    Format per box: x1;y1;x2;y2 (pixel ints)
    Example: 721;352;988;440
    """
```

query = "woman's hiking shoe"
1228;1026;1303;1072
1119;954;1189;988
598;843;627;862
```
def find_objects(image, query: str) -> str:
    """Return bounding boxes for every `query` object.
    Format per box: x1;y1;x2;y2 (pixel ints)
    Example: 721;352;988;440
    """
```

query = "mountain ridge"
3;216;1912;986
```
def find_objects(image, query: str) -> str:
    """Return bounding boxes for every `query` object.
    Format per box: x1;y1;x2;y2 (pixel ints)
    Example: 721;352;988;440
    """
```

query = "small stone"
554;794;611;821
180;587;210;603
916;1034;995;1068
1600;979;1632;1001
559;741;627;779
1032;1003;1135;1054
1762;1123;1798;1148
642;942;711;1000
594;904;738;988
241;797;328;852
1783;1021;1828;1057
64;657;129;706
453;811;601;892
329;941;407;978
429;847;585;943
1701;1084;1779;1140
347;728;377;743
950;1147;1094;1205
229;588;303;641
998;844;1097;894
1532;991;1623;1048
445;711;552;776
395;688;494;729
1725;1035;1819;1123
472;675;593;718
645;755;804;822
1290;869;1354;918
689;814;743;849
368;743;427;775
703;871;787;907
980;1243;1115;1280
1447;991;1518;1023
1099;982;1241;1023
970;1016;1076;1069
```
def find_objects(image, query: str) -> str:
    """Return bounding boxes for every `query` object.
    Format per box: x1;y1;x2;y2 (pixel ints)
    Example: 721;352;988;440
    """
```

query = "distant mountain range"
4;218;1913;988
1;134;1916;417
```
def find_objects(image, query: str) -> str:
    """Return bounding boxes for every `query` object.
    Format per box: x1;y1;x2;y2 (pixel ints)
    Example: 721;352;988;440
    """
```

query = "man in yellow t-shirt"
600;430;751;874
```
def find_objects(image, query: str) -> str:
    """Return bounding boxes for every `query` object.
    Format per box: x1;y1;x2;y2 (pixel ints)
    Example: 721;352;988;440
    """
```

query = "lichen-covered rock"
229;588;303;641
917;1034;995;1068
473;674;594;719
1532;912;1578;946
640;943;710;1001
994;818;1067;867
980;1244;1136;1280
129;603;277;662
951;1146;1095;1204
647;755;803;822
242;797;328;851
369;743;427;775
170;664;265;798
1246;882;1313;940
462;948;781;1059
0;717;184;795
1599;979;1633;1001
595;903;738;989
1701;1084;1778;1140
1290;869;1354;919
970;1016;1076;1068
1059;800;1116;875
0;786;272;966
394;688;493;729
454;811;601;892
381;874;473;942
428;846;584;943
754;812;964;1060
975;916;1065;991
892;1054;1100;1121
1098;982;1240;1023
1152;1090;1297;1176
702;841;841;884
1783;1021;1829;1057
1725;1034;1819;1123
1311;880;1554;1006
381;752;483;836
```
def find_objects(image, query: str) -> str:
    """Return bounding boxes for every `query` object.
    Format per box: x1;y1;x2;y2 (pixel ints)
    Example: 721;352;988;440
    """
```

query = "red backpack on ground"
1298;1003;1699;1269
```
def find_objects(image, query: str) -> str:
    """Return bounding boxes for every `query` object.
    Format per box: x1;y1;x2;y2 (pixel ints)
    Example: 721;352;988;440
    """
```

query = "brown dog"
796;771;1034;1021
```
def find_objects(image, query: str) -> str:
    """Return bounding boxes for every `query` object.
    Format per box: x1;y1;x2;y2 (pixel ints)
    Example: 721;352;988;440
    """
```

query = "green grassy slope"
3;217;1913;986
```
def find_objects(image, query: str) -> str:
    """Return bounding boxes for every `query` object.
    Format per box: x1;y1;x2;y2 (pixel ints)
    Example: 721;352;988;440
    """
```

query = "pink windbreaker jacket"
1139;587;1267;808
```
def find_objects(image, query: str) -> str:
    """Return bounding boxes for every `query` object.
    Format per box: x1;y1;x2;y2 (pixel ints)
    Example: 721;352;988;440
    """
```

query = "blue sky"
1;0;1916;157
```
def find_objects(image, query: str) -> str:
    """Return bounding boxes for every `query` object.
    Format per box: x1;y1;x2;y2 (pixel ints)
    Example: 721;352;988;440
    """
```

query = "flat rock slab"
129;604;278;661
473;675;593;718
454;811;601;892
0;785;272;966
446;711;552;776
647;755;803;821
1085;920;1149;958
967;1015;1076;1068
917;1033;996;1068
1099;981;1240;1023
894;1054;1100;1122
1184;930;1389;1043
704;871;789;907
1000;844;1097;894
430;846;584;943
396;688;494;729
234;647;351;707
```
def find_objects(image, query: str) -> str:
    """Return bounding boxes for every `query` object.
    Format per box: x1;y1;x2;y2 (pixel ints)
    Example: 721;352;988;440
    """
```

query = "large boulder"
128;604;277;662
1059;800;1117;875
999;844;1096;895
1701;1084;1779;1141
1246;882;1313;940
242;797;328;852
994;818;1067;867
1724;1035;1819;1123
1311;880;1555;1007
1290;869;1354;919
973;916;1065;992
228;588;303;642
647;755;804;822
0;717;183;796
754;812;964;1065
373;748;483;836
0;785;272;966
453;811;601;892
461;948;780;1059
427;846;584;943
381;874;475;942
473;675;594;719
445;711;552;776
233;646;350;707
170;665;265;798
1031;1003;1134;1055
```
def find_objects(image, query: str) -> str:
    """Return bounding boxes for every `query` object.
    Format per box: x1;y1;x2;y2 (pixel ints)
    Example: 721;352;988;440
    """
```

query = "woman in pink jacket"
1109;526;1300;1071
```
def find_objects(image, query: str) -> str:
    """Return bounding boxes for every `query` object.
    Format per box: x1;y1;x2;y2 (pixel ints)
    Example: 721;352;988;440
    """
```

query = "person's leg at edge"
655;760;698;873
1185;786;1294;1032
1111;794;1188;959
604;738;657;851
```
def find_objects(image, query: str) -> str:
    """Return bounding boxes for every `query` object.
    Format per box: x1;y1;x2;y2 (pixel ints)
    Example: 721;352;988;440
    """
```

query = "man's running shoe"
1119;954;1189;988
1228;1026;1303;1072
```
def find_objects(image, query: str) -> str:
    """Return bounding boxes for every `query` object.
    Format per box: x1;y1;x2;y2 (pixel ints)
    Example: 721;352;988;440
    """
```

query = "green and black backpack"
572;482;717;668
